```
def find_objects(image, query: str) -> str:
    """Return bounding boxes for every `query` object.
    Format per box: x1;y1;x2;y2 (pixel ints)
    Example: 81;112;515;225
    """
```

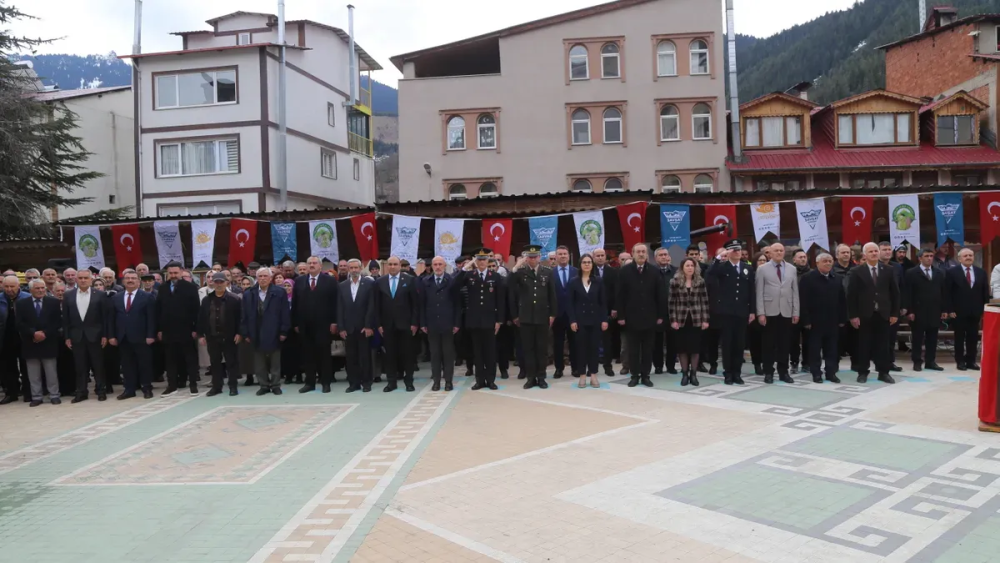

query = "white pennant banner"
573;210;605;256
190;219;217;269
434;218;465;266
390;214;421;263
74;225;106;271
889;194;920;249
794;199;830;252
749;202;780;243
153;220;184;268
309;219;340;264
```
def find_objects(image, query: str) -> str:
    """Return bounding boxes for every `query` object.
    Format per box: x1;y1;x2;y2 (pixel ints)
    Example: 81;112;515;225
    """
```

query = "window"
321;149;337;179
353;158;360;181
692;103;712;140
690;40;709;75
745;116;802;148
237;33;251;45
745;118;760;147
447;116;465;150
155;69;237;109
761;117;784;147
569;45;589;80
449;184;467;200
327;103;336;127
109;195;116;204
896;113;911;143
838;115;853;144
571;108;591;145
480;182;499;198
786;116;802;145
601;43;620;78
157;137;238;177
660;105;680;141
838;113;915;146
661;175;682;193
477;114;496;149
657;41;677;76
603;178;624;192
603;107;622;144
571;179;593;192
937;115;976;145
159;202;241;217
693;174;714;193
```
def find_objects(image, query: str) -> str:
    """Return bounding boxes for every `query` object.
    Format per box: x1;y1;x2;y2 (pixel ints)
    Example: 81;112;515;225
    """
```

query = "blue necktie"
391;276;397;298
562;267;567;285
170;282;175;293
34;299;41;316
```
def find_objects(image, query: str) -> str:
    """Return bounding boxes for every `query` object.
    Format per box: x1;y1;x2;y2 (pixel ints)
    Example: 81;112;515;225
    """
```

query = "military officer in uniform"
509;244;557;389
456;248;506;390
706;239;756;385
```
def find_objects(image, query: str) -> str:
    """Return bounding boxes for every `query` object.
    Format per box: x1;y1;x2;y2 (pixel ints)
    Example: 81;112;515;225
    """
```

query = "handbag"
331;339;346;357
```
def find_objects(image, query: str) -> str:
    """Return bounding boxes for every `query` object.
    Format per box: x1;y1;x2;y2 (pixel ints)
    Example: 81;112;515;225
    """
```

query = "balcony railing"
349;131;373;157
354;85;372;112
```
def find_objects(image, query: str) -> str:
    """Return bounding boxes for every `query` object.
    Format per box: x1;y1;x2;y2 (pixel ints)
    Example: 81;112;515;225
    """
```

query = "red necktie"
776;263;782;282
310;277;316;290
967;267;972;287
126;292;133;312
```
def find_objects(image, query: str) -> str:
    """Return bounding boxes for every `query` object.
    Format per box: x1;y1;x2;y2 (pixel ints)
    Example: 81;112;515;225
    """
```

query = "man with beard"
420;256;460;391
110;270;156;400
799;253;846;383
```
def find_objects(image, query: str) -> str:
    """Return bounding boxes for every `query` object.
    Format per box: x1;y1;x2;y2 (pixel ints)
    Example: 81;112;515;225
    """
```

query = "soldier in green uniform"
509;245;556;389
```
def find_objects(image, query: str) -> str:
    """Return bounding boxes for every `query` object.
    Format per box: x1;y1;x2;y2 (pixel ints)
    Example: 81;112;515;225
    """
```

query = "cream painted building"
392;0;728;201
125;11;381;218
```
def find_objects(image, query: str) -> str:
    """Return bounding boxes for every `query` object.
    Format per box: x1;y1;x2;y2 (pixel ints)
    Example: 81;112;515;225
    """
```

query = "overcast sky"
16;0;859;85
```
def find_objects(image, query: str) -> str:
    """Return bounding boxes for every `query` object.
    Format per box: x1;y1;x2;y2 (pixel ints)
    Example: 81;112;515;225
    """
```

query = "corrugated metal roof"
32;85;131;102
119;43;308;60
55;206;373;226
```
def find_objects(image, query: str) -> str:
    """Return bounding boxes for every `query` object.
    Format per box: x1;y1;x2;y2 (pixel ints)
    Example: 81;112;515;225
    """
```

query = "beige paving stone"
0;398;136;453
354;516;488;562
866;380;979;432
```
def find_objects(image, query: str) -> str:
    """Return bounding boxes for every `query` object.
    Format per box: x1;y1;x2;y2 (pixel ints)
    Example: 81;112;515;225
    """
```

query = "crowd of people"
0;237;993;406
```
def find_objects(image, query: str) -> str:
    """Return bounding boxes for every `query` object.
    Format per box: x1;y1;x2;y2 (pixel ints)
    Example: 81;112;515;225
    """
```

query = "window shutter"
225;139;239;172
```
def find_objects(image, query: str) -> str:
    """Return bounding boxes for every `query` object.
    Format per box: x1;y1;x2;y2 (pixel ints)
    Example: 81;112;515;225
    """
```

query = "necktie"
967;267;973;287
561;267;567;285
776;263;782;283
638;265;643;274
310;277;316;290
391;276;397;297
34;299;41;316
436;277;441;287
871;266;878;284
596;267;602;278
170;282;175;293
126;292;133;312
925;268;931;280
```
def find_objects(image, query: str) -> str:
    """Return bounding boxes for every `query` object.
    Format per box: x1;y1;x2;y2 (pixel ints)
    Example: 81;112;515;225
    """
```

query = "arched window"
479;182;498;198
661;175;682;193
448;184;467;200
571;179;593;193
603;178;624;192
659;104;680;141
656;41;677;77
477;114;496;149
447;116;465;150
692;103;712;140
694;174;714;193
690;39;709;75
569;45;588;80
601;43;620;78
571;108;591;145
603;107;622;144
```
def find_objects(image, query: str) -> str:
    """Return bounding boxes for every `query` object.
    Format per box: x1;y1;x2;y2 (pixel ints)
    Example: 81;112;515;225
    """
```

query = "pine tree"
0;1;100;239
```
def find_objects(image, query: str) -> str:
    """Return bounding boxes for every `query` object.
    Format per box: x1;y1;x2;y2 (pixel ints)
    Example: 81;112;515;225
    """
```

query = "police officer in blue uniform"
455;248;506;390
706;239;756;385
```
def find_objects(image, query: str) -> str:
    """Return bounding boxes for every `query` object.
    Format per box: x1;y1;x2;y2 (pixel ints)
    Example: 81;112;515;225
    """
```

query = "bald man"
847;243;899;384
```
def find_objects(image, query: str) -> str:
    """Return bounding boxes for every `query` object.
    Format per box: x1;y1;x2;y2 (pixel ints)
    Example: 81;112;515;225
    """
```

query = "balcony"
349;131;373;157
353;84;372;115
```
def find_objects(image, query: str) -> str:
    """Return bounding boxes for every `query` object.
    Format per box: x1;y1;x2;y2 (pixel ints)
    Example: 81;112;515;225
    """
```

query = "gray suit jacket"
755;260;799;318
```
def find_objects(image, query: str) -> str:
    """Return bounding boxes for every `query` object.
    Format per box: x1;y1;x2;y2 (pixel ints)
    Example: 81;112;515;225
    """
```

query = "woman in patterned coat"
669;258;710;387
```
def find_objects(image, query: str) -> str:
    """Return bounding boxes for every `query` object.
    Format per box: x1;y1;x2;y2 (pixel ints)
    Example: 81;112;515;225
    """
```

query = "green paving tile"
725;384;849;409
933;516;1000;563
783;427;964;472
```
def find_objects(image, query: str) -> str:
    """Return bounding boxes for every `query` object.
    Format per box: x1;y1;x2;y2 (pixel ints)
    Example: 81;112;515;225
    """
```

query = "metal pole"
277;0;288;212
919;0;927;32
726;0;742;163
133;0;143;217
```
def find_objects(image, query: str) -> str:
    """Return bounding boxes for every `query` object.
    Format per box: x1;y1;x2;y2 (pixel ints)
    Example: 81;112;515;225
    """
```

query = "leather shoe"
889;364;903;372
826;375;841;384
690;373;700;386
444;383;454;391
709;365;718;375
272;387;283;395
956;363;967;371
431;383;441;391
680;374;690;386
912;363;922;372
322;384;331;393
925;363;944;371
256;388;269;396
878;374;896;384
229;388;238;396
813;375;823;383
627;377;639;388
161;386;177;396
554;371;564;379
723;375;733;385
517;371;527;379
604;367;614;376
346;386;361;393
71;395;88;404
471;383;484;390
779;374;794;384
620;368;630;375
299;385;316;393
500;371;509;379
537;380;549;389
142;390;153;399
667;367;678;375
523;380;536;389
405;384;416;392
640;376;653;387
29;400;42;407
654;368;663;375
362;386;372;392
97;393;107;401
754;364;763;375
383;384;397;393
764;375;774;384
733;374;745;385
117;391;136;400
206;389;222;397
969;363;981;371
488;383;498;390
857;374;868;384
50;398;61;405
374;376;383;382
0;395;15;405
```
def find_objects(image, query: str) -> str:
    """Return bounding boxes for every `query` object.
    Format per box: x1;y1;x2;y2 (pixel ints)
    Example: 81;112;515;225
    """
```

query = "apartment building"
123;10;381;218
391;0;727;201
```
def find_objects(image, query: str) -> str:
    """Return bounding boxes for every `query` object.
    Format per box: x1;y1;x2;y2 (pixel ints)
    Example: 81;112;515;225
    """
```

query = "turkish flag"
981;192;1000;244
481;218;513;258
703;205;737;252
111;223;143;273
228;218;258;267
842;197;873;246
351;213;379;263
616;203;648;252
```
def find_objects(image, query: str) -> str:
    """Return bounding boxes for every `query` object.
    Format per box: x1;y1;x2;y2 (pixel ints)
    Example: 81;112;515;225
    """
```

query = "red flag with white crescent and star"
703;205;737;252
481;218;512;258
981;192;1000;244
842;197;873;246
616;202;647;252
228;218;257;267
351;212;379;263
111;223;143;273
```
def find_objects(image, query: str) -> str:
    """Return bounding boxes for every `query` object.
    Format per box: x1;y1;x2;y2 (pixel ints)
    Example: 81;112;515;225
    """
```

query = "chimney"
726;0;742;162
919;0;926;31
785;81;812;102
347;5;358;107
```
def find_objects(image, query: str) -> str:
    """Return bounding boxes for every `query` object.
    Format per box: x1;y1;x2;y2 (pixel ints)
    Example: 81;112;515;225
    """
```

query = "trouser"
104;343;122;385
456;329;473;371
72;339;106;395
151;341;164;379
254;349;281;388
574;324;602;375
58;344;75;396
839;324;857;364
953;315;982;365
520;323;549;382
762;316;792;376
652;329;677;371
748;324;763;368
701;325;720;367
807;324;839;378
120;340;153;394
26;358;58;401
620;332;630;370
345;331;373;388
470;328;497;385
717;316;747;376
0;337;25;397
302;332;333;386
856;314;890;376
789;323;810;367
383;328;414;385
626;328;654;378
910;325;939;366
888;323;899;366
427;329;456;385
207;338;239;390
552;316;576;374
601;321;617;369
164;339;199;388
496;324;512;373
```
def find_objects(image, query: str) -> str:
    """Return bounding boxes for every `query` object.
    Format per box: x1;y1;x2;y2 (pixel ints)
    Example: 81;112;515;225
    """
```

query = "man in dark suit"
292;256;339;393
945;247;990;371
199;272;243;396
593;249;618;375
799;253;847;384
16;280;63;406
652;247;677;375
338;259;376;393
879;241;906;372
420;256;461;391
1;275;30;404
706;239;755;385
550;245;578;378
456;248;506;391
375;256;420;392
63;268;111;402
111;270;156;399
616;243;664;388
157;261;201;395
847;243;900;384
903;249;947;372
242;268;290;395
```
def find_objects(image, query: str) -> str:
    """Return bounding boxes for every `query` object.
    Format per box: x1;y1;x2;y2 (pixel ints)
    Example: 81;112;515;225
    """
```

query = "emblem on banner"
395;226;417;246
799;209;823;230
579;220;602;245
663;210;687;231
79;234;100;258
892;204;916;230
936;203;960;225
312;223;335;248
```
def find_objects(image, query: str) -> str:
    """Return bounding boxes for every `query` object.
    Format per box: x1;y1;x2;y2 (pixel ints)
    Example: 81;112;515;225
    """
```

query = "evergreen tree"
0;1;99;239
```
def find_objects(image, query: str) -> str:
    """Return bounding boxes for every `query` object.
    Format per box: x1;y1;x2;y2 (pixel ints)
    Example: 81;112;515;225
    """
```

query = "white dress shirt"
964;265;976;286
351;278;360;300
76;288;91;320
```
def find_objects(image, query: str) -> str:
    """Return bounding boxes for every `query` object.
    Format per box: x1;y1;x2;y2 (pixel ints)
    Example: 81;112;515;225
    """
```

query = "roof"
829;89;926;109
389;0;657;71
119;43;307;60
740;91;819;112
206;11;274;25
55;205;373;226
878;13;1000;50
32;85;130;102
919;90;989;114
